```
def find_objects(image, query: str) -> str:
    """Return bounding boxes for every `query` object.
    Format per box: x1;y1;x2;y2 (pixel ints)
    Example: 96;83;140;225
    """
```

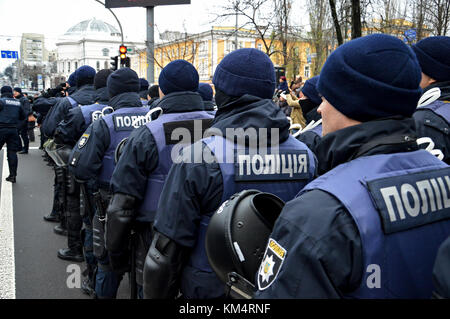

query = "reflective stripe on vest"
188;135;316;273
98;106;149;186
136;111;214;222
299;150;450;298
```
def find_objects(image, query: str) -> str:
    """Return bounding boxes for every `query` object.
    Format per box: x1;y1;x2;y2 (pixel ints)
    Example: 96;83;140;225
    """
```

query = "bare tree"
212;0;281;56
153;27;199;69
274;0;294;66
329;0;344;45
308;0;331;75
4;66;15;83
351;0;362;38
427;0;450;36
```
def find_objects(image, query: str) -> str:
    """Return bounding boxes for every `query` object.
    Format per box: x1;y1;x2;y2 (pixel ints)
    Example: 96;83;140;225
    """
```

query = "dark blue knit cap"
107;68;140;98
213;48;275;99
13;87;22;94
412;36;450;82
301;76;321;105
1;86;13;94
68;72;77;86
75;65;96;81
139;78;149;91
198;83;213;101
317;34;422;122
159;60;199;95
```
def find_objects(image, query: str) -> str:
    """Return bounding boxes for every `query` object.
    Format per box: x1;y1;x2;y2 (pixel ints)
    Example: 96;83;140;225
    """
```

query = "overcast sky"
0;0;307;71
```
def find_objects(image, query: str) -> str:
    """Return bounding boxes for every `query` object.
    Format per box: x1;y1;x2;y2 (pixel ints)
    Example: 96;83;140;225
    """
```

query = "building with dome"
56;18;146;79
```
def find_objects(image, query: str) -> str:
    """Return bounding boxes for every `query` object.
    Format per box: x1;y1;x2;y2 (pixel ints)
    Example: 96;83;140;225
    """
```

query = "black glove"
105;193;136;253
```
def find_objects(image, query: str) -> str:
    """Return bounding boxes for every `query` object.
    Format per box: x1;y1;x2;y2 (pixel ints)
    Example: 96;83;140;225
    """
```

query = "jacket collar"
156;91;205;113
212;94;290;145
315;117;419;175
109;92;142;110
94;87;109;104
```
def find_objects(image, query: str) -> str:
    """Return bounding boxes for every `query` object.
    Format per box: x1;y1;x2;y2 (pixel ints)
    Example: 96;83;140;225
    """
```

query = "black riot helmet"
205;190;285;295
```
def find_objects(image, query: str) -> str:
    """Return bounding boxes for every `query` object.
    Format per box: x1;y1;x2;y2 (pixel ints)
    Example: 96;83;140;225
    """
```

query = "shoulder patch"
367;167;450;234
257;238;287;290
78;133;90;149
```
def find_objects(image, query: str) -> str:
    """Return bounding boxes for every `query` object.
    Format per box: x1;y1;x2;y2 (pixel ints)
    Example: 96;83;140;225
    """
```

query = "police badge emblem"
257;238;286;290
78;133;90;149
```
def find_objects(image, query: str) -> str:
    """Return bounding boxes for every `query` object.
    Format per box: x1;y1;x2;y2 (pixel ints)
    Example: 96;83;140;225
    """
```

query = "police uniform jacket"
255;117;447;298
16;94;31;129
153;95;317;298
69;91;142;183
43;84;96;138
413;81;450;164
110;91;207;204
0;93;26;127
32;96;59;125
54;87;109;146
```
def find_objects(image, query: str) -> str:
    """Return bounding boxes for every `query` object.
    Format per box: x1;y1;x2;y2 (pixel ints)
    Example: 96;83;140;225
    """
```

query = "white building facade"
56;18;145;79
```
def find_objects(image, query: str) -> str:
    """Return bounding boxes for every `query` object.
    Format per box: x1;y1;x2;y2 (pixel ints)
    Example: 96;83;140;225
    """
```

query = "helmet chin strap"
417;87;441;108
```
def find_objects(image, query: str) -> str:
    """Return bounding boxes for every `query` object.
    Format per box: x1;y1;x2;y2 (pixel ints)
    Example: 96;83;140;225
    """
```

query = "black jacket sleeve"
54;107;87;146
69;119;110;181
254;189;363;299
110;125;159;200
153;141;224;248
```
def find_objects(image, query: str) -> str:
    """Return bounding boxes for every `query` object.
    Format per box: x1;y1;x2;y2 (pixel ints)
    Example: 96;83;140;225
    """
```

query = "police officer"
143;48;317;299
197;82;216;113
293;76;323;154
147;85;160;109
139;78;149;106
44;66;97;237
254;34;450;299
54;69;113;282
67;72;78;96
70;67;149;299
0;86;26;183
412;36;450;164
105;60;214;298
43;66;96;138
13;87;31;154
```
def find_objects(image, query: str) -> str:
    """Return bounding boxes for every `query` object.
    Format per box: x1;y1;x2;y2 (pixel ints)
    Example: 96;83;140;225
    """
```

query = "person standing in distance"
0;86;26;183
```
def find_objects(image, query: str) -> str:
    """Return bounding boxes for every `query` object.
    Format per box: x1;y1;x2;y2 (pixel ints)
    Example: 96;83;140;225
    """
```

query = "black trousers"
0;127;21;176
18;124;29;151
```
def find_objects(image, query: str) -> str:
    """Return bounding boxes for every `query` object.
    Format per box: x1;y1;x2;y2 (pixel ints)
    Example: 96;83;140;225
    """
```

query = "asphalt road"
1;128;129;299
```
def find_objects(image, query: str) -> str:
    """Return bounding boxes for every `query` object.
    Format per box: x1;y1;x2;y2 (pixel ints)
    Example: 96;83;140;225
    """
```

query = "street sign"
37;74;43;91
1;51;19;59
404;29;417;41
105;0;190;8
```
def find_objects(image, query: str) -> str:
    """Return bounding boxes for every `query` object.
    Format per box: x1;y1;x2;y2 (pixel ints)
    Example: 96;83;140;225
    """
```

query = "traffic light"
119;45;127;66
110;56;118;71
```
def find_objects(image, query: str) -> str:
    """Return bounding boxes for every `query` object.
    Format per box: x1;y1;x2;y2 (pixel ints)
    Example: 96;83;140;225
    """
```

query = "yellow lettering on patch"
269;239;285;258
82;133;90;138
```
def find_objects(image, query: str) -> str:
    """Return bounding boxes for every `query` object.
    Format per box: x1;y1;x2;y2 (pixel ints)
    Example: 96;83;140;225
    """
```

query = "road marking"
0;150;16;299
